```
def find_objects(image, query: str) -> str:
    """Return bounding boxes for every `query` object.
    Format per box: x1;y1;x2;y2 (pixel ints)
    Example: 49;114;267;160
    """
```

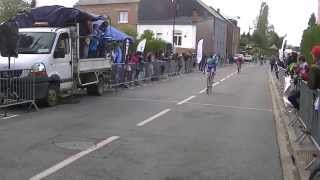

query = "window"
173;31;182;46
18;32;56;54
118;11;128;24
55;33;70;55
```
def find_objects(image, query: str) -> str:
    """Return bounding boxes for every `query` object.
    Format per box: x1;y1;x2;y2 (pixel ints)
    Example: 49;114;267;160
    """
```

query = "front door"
53;33;73;90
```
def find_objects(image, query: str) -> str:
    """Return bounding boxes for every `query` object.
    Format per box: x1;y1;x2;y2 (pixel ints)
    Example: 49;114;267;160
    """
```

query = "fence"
0;69;38;117
108;59;195;87
297;80;320;147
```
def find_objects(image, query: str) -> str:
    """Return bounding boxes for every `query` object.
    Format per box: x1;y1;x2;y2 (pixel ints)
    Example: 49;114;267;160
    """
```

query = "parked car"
244;55;253;62
234;54;244;61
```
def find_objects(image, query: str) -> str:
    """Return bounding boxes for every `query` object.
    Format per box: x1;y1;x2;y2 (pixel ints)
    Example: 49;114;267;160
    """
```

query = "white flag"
196;39;204;63
137;39;147;53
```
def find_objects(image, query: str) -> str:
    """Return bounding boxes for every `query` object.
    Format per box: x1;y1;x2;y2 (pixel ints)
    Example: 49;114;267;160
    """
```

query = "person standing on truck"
88;24;100;58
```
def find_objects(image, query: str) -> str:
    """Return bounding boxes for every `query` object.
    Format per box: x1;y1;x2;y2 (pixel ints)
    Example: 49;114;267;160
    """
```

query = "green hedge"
301;25;320;64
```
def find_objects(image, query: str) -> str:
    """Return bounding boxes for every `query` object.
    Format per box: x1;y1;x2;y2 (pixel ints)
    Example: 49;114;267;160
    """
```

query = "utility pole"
31;0;36;8
171;0;176;54
248;26;253;34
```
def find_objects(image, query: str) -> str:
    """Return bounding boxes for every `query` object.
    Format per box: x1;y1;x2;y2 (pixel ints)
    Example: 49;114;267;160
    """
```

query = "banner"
137;39;147;53
196;39;204;63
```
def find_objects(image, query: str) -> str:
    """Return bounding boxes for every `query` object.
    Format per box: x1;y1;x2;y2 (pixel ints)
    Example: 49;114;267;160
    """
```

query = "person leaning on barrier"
130;52;140;85
308;46;320;90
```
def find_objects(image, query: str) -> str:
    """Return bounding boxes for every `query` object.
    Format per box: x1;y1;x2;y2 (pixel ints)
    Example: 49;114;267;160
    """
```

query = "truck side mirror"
54;48;65;59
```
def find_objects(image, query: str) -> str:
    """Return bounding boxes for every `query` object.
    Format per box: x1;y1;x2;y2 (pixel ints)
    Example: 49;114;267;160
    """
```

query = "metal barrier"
108;59;194;87
0;69;38;116
298;80;320;144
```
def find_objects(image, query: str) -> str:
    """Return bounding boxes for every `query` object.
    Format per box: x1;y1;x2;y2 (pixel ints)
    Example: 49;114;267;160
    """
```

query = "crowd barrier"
108;59;194;87
0;69;38;117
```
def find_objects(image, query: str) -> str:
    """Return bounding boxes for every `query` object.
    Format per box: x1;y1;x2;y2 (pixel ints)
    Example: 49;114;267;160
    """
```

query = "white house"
137;24;197;50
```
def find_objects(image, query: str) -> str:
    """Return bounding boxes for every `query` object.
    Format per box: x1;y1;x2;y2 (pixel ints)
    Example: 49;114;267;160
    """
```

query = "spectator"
88;24;101;58
287;53;302;110
287;52;298;76
270;56;276;72
113;45;122;64
129;53;140;85
200;55;206;72
308;46;320;90
296;55;309;81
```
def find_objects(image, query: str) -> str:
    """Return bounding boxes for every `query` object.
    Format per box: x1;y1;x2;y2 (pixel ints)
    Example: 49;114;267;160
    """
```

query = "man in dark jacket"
308;46;320;90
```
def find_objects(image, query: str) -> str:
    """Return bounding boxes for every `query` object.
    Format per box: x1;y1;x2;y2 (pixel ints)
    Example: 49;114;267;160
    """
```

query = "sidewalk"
268;68;317;180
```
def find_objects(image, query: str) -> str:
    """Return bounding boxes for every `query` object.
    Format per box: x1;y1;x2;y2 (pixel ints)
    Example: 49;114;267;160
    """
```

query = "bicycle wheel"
207;73;213;95
206;75;210;95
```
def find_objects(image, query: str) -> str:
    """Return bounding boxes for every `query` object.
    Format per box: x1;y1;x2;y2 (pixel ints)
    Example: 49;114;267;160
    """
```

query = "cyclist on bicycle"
206;55;217;76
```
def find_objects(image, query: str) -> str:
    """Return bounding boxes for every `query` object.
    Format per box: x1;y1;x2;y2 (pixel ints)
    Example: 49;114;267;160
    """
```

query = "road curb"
268;70;301;180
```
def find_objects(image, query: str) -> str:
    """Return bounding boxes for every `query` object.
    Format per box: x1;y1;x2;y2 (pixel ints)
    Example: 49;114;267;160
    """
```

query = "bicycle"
206;70;215;95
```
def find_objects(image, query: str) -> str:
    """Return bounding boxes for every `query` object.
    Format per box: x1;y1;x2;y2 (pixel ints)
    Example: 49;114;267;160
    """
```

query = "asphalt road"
0;64;282;180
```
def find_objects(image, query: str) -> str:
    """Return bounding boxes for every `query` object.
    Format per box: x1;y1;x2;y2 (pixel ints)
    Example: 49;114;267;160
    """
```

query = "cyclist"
205;55;217;95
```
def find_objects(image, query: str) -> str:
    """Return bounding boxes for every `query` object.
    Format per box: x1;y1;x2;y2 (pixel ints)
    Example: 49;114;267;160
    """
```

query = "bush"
301;25;320;64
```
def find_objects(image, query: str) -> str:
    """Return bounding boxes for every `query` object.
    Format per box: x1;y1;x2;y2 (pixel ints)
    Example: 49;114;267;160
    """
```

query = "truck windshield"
18;32;56;54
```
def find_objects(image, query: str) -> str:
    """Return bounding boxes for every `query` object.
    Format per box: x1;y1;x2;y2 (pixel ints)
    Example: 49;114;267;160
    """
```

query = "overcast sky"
35;0;317;46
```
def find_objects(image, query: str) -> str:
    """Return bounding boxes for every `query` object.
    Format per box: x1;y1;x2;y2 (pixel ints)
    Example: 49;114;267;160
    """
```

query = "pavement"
0;64;283;180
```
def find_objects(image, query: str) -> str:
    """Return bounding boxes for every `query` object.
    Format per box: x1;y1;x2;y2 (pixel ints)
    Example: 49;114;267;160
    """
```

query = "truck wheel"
45;85;59;107
87;77;104;96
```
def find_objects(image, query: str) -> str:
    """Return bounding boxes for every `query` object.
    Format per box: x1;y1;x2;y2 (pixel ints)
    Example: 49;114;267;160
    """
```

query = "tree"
116;24;138;40
300;13;320;64
308;13;316;28
140;30;154;41
252;2;269;49
138;30;167;54
300;26;320;64
0;0;30;22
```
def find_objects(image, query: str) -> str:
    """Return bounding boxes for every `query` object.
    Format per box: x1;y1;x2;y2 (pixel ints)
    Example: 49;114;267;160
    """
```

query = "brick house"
75;0;140;29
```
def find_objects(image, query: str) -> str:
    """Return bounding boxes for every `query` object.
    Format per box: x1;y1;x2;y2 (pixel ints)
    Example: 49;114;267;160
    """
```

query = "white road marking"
198;72;233;94
220;78;226;82
199;88;207;94
177;96;196;105
137;109;171;127
29;136;120;180
1;114;19;120
213;82;220;86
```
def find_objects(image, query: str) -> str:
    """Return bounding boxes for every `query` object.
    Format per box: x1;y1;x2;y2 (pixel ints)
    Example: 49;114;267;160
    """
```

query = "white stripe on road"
177;96;196;105
29;136;120;180
1;114;19;120
213;82;220;86
137;109;171;127
198;72;235;94
220;78;226;82
199;88;207;94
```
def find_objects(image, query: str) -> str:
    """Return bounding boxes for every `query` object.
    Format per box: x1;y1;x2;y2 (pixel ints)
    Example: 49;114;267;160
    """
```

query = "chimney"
192;9;200;22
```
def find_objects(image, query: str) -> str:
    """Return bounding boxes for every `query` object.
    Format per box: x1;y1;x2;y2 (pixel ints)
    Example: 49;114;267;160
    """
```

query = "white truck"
0;24;113;106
